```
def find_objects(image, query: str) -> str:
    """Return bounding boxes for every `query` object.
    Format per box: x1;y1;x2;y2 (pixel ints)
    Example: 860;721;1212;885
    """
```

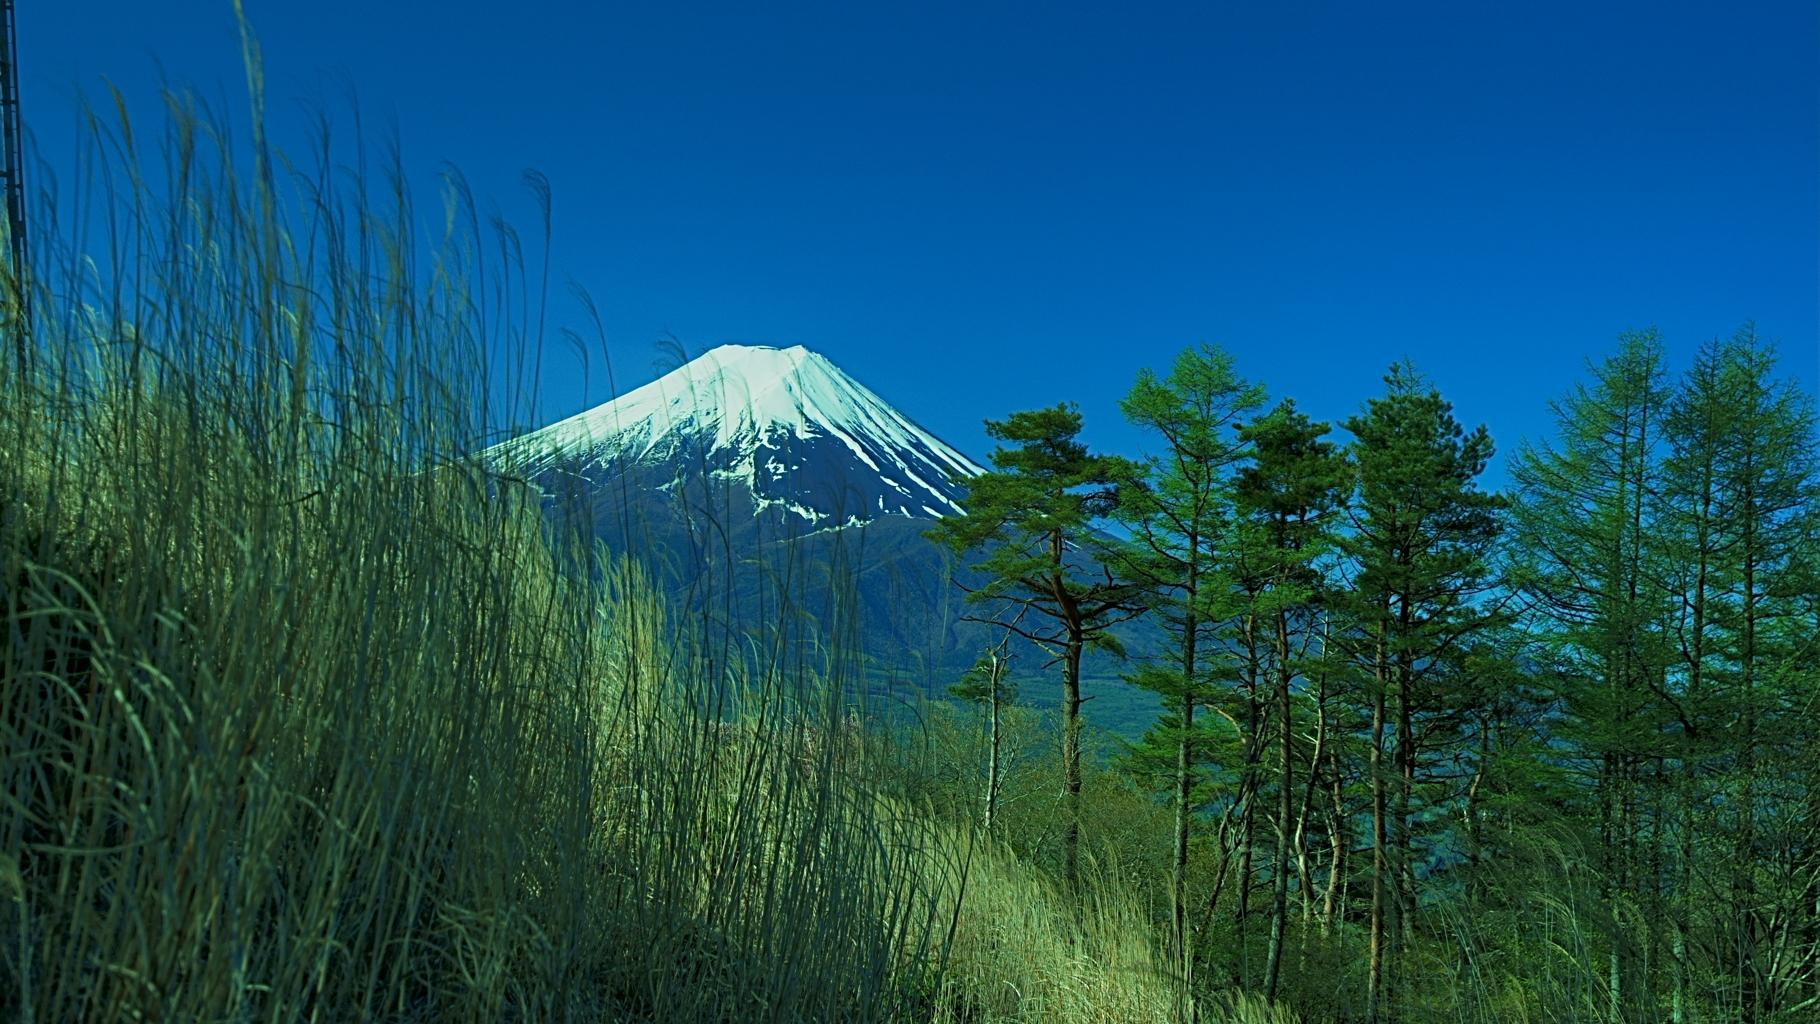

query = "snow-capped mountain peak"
497;344;985;525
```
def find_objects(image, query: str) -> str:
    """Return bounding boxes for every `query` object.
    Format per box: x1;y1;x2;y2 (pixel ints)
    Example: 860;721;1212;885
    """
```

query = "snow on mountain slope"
495;344;986;525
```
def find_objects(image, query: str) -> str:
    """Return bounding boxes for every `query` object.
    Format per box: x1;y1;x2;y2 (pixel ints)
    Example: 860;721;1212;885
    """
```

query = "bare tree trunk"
985;656;1002;833
1265;609;1293;1001
1323;750;1345;936
1392;596;1419;1020
1466;722;1488;866
1367;621;1389;1024
1062;635;1084;894
1671;449;1715;1024
1606;758;1626;1024
1737;459;1761;1024
1199;815;1237;947
1237;779;1257;988
1236;613;1264;989
1395;648;1417;962
1296;659;1331;925
1173;597;1200;1018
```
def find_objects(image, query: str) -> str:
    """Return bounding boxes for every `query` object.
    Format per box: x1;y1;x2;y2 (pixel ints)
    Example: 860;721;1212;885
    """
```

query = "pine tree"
1231;400;1350;1003
1341;363;1508;1023
1509;329;1675;1023
926;404;1146;890
1109;343;1266;1004
1659;326;1819;1021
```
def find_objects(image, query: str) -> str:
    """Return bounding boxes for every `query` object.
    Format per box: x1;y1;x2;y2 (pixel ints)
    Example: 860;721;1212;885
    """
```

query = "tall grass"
0;79;937;1022
928;832;1177;1024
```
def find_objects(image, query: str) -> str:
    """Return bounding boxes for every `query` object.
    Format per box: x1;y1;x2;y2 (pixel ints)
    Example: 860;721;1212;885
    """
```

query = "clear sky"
24;1;1819;484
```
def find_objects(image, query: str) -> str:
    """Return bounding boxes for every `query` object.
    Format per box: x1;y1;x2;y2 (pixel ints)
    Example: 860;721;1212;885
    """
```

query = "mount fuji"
492;344;995;685
493;343;1162;728
498;344;985;529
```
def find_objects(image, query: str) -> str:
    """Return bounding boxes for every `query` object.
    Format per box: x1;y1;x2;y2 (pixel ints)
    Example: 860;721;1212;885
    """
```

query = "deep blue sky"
25;1;1819;481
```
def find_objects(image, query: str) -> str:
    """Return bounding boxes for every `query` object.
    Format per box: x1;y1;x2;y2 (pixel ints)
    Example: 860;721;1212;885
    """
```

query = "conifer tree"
1509;329;1675;1023
1231;400;1350;1002
1341;363;1508;1023
1658;325;1819;1021
1108;343;1265;999
926;404;1145;890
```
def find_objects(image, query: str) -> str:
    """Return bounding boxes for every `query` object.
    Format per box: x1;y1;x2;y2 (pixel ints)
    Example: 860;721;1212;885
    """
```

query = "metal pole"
0;0;27;373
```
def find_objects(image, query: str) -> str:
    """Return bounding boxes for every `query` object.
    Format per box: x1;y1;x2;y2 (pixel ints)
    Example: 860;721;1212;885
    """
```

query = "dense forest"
912;333;1820;1023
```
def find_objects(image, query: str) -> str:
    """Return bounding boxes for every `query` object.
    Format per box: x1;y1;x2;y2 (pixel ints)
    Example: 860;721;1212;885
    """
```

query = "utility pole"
0;0;27;374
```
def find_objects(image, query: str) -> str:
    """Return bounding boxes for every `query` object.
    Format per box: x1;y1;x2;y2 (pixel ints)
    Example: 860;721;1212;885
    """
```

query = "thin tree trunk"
1173;594;1199;1017
1296;659;1331;923
1395;621;1417;962
1062;635;1084;894
1323;750;1346;936
1367;620;1389;1024
1466;722;1488;866
1265;607;1293;1001
1199;812;1238;943
1237;777;1257;988
1172;526;1201;1018
1737;445;1760;1024
1237;612;1264;989
985;656;1002;832
1607;756;1626;1024
1674;444;1714;1024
